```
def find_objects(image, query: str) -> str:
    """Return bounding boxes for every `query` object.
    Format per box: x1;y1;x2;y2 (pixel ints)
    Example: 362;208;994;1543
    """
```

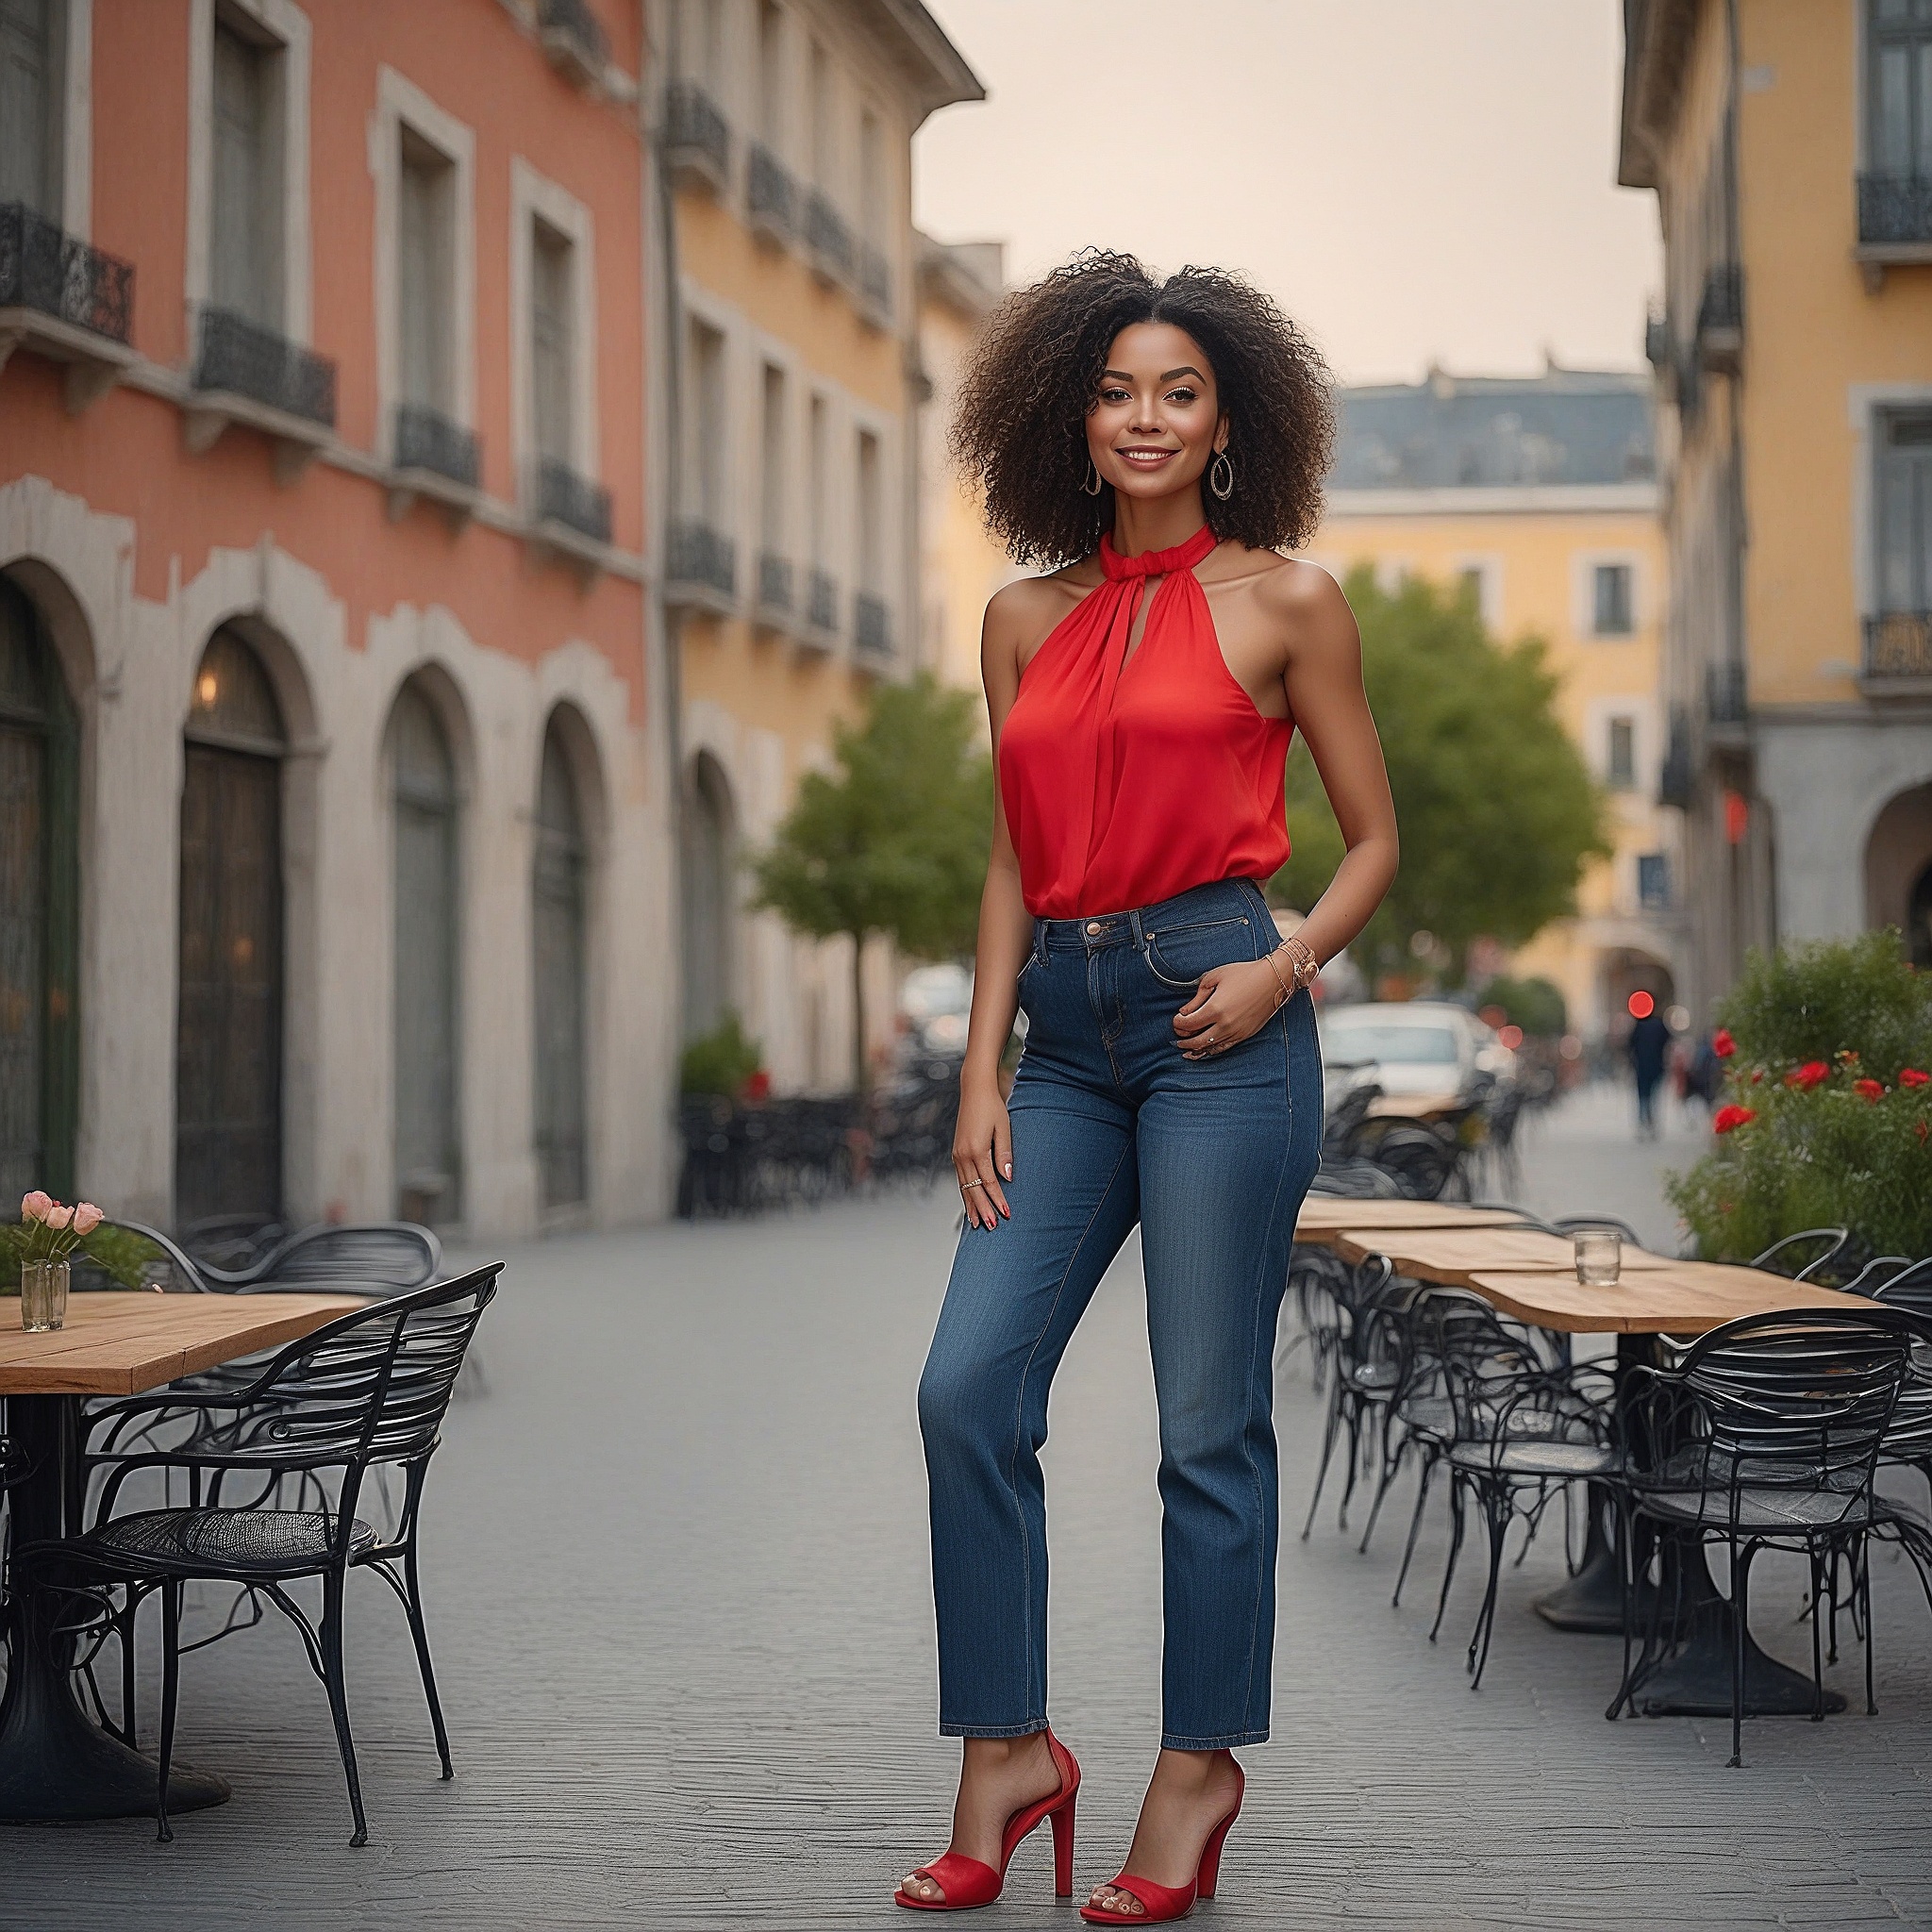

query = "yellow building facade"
1311;370;1676;1038
1622;0;1932;1010
654;0;980;1090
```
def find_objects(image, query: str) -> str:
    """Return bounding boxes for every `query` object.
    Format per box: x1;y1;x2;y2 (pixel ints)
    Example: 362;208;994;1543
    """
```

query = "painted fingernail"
1002;1162;1012;1179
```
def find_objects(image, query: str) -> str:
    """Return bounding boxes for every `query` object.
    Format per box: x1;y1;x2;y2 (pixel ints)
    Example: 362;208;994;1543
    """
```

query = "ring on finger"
961;1177;985;1191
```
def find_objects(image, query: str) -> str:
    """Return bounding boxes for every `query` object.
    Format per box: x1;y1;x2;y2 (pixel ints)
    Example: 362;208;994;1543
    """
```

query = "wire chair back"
90;1265;500;1534
236;1222;441;1293
1627;1309;1913;1528
1750;1228;1852;1281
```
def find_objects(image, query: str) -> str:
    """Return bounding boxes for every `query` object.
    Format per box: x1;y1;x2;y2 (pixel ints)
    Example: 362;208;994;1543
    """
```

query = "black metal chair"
1750;1228;1853;1281
1299;1256;1404;1540
1607;1307;1915;1766
20;1263;501;1844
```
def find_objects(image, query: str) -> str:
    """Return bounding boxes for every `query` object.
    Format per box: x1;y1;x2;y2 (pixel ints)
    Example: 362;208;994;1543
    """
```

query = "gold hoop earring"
1082;458;1104;497
1208;450;1234;501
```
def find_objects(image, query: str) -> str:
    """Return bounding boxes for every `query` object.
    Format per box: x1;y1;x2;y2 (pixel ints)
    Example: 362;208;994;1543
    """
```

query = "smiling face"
1084;321;1228;506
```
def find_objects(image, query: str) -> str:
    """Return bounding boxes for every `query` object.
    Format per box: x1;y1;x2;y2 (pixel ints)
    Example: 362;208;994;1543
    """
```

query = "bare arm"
1172;565;1397;1057
952;582;1054;1228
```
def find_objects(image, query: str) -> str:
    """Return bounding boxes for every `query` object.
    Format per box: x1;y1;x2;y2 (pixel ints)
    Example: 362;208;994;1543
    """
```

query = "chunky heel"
1051;1792;1076;1898
897;1731;1082;1913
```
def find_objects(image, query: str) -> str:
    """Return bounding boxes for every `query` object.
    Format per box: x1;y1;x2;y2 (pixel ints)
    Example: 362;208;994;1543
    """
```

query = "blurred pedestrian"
902;256;1399;1925
1627;998;1672;1139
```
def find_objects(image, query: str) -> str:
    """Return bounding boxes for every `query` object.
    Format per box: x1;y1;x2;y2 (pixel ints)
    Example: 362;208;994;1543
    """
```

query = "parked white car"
1318;1001;1515;1114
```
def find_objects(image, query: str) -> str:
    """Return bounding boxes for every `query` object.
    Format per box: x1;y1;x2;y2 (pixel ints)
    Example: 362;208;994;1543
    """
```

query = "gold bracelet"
1280;934;1320;991
1262;947;1291;1009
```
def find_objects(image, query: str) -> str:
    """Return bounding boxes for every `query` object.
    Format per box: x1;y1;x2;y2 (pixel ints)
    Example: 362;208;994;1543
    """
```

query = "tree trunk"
851;929;869;1098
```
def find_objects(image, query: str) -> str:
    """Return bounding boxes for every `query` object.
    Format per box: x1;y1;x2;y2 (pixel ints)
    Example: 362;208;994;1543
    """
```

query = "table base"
1633;1593;1847;1719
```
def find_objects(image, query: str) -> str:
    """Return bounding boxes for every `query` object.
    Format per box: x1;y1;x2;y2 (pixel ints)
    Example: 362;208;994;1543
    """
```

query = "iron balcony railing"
758;550;793;613
804;192;854;280
193;306;336;425
1865;610;1932;680
539;0;608;74
854;591;891;658
0;201;133;344
664;81;730;182
858;243;892;322
536;458;612;544
1857;173;1932;247
668;517;736;596
1707;659;1748;725
747;144;795;238
1695;264;1742;372
808;568;839;632
393;404;479;489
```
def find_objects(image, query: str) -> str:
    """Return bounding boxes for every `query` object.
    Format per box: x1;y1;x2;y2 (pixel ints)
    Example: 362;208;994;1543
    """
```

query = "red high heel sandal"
1078;1754;1243;1925
895;1730;1080;1912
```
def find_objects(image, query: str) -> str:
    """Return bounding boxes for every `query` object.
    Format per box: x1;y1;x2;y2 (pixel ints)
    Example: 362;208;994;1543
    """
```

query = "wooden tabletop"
1466;1263;1867;1336
1295;1199;1526;1241
0;1291;365;1396
1328;1224;1674;1282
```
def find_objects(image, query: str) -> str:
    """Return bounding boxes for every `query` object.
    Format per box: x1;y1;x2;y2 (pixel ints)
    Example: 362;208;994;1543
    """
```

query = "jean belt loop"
1033;916;1047;967
1127;907;1147;953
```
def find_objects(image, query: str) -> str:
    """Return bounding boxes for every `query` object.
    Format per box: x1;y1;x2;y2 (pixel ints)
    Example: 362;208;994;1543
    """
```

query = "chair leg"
400;1541;454;1780
320;1568;371;1847
1392;1448;1438;1608
1336;1396;1364;1532
1859;1537;1877;1718
1301;1378;1345;1541
1808;1552;1826;1722
1607;1496;1638;1721
119;1589;140;1750
156;1582;181;1844
1727;1538;1757;1770
1358;1424;1406;1556
1429;1472;1468;1643
1468;1483;1509;1689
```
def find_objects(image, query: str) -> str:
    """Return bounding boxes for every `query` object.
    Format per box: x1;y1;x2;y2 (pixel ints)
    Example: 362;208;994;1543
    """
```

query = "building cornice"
842;0;983;126
1617;0;1701;190
1322;482;1661;520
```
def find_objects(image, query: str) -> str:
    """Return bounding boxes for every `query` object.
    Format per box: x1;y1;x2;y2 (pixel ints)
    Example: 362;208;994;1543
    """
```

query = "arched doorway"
391;678;462;1224
681;751;736;1039
176;626;285;1229
0;575;79;1202
1864;782;1932;963
532;714;589;1210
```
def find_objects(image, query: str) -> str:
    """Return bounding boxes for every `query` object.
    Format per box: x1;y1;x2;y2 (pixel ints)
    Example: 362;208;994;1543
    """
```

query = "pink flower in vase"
72;1203;104;1236
44;1204;73;1230
21;1191;52;1223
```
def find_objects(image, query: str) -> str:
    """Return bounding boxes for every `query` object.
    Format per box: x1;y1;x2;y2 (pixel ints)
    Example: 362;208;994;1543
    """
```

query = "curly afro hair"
950;251;1334;570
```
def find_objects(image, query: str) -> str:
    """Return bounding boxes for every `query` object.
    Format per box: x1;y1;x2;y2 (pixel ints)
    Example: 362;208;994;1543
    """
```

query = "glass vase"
20;1257;70;1332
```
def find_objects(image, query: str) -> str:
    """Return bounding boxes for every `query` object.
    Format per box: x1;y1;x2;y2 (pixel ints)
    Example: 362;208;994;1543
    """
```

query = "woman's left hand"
1172;958;1286;1058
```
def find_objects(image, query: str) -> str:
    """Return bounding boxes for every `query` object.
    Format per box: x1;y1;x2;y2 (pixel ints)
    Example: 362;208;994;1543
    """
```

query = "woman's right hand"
953;1079;1012;1229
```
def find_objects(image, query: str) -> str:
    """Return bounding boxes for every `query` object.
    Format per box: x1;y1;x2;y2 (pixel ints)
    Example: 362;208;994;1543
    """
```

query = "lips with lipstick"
1115;445;1181;473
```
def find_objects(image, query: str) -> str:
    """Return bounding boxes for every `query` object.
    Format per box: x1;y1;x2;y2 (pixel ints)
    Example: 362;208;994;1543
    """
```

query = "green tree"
1271;567;1608;984
751;674;992;1093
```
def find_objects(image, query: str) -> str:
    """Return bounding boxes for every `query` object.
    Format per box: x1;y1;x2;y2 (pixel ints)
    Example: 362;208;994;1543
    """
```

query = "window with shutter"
398;129;455;412
532;720;589;1210
531;218;574;464
1877;409;1932;614
0;0;60;218
1871;0;1932;179
760;363;786;553
211;20;280;328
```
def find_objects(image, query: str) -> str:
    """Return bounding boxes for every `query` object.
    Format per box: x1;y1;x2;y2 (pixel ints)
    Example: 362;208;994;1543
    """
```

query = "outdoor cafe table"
0;1290;362;1822
1322;1224;1870;1720
1292;1198;1528;1239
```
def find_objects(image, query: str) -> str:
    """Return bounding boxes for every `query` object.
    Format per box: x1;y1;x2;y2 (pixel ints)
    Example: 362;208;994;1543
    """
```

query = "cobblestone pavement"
7;1091;1931;1929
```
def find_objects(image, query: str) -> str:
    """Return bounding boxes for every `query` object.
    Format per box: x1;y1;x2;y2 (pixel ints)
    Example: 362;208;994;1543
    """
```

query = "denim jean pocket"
1143;914;1253;989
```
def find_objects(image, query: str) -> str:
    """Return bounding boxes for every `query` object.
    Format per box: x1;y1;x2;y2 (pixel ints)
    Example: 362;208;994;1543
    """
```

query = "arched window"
391;680;461;1224
681;752;736;1039
532;715;589;1209
0;575;78;1202
176;626;285;1229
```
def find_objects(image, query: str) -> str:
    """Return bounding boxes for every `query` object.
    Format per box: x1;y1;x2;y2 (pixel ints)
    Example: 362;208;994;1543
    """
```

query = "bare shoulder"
1245;552;1353;624
984;565;1099;666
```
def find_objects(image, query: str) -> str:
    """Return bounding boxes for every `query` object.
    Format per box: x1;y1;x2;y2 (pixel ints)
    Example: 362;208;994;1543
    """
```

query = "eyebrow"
1100;366;1206;383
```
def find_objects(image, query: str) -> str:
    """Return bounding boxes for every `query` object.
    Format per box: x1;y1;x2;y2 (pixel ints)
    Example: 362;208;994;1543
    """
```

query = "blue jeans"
918;876;1323;1750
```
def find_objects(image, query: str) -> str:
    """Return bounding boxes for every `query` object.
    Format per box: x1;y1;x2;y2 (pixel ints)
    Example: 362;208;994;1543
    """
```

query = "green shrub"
1666;930;1932;1263
1478;974;1567;1038
680;1011;764;1098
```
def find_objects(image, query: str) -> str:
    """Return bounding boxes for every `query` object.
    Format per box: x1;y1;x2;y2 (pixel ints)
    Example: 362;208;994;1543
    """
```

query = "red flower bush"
1855;1077;1886;1102
1712;1104;1757;1134
1901;1068;1931;1087
1785;1060;1831;1091
1712;1027;1736;1058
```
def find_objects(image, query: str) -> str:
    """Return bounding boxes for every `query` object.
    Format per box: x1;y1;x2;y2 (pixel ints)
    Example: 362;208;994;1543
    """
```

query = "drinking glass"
1574;1229;1622;1288
20;1257;70;1332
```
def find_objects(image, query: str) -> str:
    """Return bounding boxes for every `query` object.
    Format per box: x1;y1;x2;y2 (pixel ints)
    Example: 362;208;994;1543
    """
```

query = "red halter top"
998;524;1294;920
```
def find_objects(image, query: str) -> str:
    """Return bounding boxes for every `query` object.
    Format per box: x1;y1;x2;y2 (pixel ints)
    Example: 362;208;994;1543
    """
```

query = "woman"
896;254;1398;1924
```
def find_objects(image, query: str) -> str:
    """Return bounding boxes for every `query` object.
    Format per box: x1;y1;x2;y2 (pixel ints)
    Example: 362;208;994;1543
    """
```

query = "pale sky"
914;0;1663;387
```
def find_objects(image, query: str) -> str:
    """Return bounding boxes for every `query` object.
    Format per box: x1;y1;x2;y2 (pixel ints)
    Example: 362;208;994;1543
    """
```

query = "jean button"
1085;921;1102;936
